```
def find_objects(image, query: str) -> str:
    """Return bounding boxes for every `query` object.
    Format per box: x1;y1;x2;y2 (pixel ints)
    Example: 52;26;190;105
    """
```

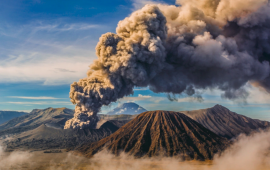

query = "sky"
0;0;270;121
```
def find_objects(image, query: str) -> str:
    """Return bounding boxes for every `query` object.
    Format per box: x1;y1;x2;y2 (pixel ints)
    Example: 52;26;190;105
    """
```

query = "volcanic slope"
6;120;120;151
0;107;74;136
0;107;74;130
181;105;270;139
80;111;229;160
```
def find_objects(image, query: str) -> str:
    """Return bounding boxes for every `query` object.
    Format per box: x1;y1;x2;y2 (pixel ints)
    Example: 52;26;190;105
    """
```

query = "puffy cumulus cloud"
65;0;270;129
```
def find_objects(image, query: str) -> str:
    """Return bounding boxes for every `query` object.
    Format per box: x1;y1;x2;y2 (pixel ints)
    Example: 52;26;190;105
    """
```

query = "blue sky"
0;0;270;121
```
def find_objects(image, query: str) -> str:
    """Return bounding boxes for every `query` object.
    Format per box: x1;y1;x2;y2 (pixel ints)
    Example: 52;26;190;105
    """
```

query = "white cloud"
32;23;100;32
0;20;104;85
0;53;92;85
138;94;152;98
132;0;166;10
246;84;270;104
119;95;165;104
5;101;72;105
8;96;63;100
201;83;270;105
0;109;32;113
133;87;149;91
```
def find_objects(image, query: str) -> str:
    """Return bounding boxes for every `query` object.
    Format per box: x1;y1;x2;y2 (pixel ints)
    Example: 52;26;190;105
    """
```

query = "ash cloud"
65;0;270;129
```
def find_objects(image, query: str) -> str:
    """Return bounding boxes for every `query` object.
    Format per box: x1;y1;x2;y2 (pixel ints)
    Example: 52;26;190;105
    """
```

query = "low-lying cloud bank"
0;144;32;169
1;129;270;169
85;129;270;170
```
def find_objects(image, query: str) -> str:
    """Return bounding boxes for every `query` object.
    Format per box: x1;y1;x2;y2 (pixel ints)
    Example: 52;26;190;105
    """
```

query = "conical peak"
136;110;190;123
212;104;227;110
81;110;229;159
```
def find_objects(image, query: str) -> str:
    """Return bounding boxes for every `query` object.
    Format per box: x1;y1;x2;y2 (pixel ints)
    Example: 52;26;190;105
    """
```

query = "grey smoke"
65;0;270;129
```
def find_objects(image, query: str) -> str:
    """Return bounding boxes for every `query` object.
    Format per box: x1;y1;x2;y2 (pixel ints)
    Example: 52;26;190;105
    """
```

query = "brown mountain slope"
5;120;121;151
0;107;74;131
79;111;229;160
181;105;270;139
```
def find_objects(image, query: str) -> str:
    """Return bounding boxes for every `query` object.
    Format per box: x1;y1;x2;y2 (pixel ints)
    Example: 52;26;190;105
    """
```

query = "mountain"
0;111;27;125
106;102;147;115
79;111;229;160
5;120;122;151
181;105;270;139
0;107;74;136
1;108;136;151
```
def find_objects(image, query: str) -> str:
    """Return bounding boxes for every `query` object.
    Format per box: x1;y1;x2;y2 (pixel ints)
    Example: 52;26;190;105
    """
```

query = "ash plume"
65;0;270;129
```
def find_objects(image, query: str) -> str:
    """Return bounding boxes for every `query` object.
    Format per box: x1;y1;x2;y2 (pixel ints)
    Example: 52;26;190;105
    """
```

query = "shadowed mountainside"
5;120;124;151
0;111;27;125
79;111;229;160
0;107;137;151
181;105;270;139
0;107;136;136
0;107;74;131
0;107;135;150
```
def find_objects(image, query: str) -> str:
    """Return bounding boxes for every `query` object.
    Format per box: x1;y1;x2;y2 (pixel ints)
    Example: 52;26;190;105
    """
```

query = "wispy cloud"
8;96;63;100
134;87;149;91
138;94;152;98
132;0;166;10
6;101;72;105
120;95;165;103
0;20;106;85
31;23;100;32
0;109;31;113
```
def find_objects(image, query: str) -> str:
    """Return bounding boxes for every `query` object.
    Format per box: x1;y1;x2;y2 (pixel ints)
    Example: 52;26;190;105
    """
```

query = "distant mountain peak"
106;102;147;115
212;104;227;109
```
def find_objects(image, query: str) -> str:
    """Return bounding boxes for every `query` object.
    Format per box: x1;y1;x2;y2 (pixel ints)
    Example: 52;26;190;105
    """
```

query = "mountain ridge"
0;107;74;137
5;121;120;151
181;104;270;139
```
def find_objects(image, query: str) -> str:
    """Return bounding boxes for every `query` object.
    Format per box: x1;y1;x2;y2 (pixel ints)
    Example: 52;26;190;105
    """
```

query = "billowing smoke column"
65;0;270;129
64;6;167;129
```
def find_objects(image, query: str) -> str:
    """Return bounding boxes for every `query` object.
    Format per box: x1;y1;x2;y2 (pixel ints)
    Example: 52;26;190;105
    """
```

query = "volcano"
79;111;229;160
